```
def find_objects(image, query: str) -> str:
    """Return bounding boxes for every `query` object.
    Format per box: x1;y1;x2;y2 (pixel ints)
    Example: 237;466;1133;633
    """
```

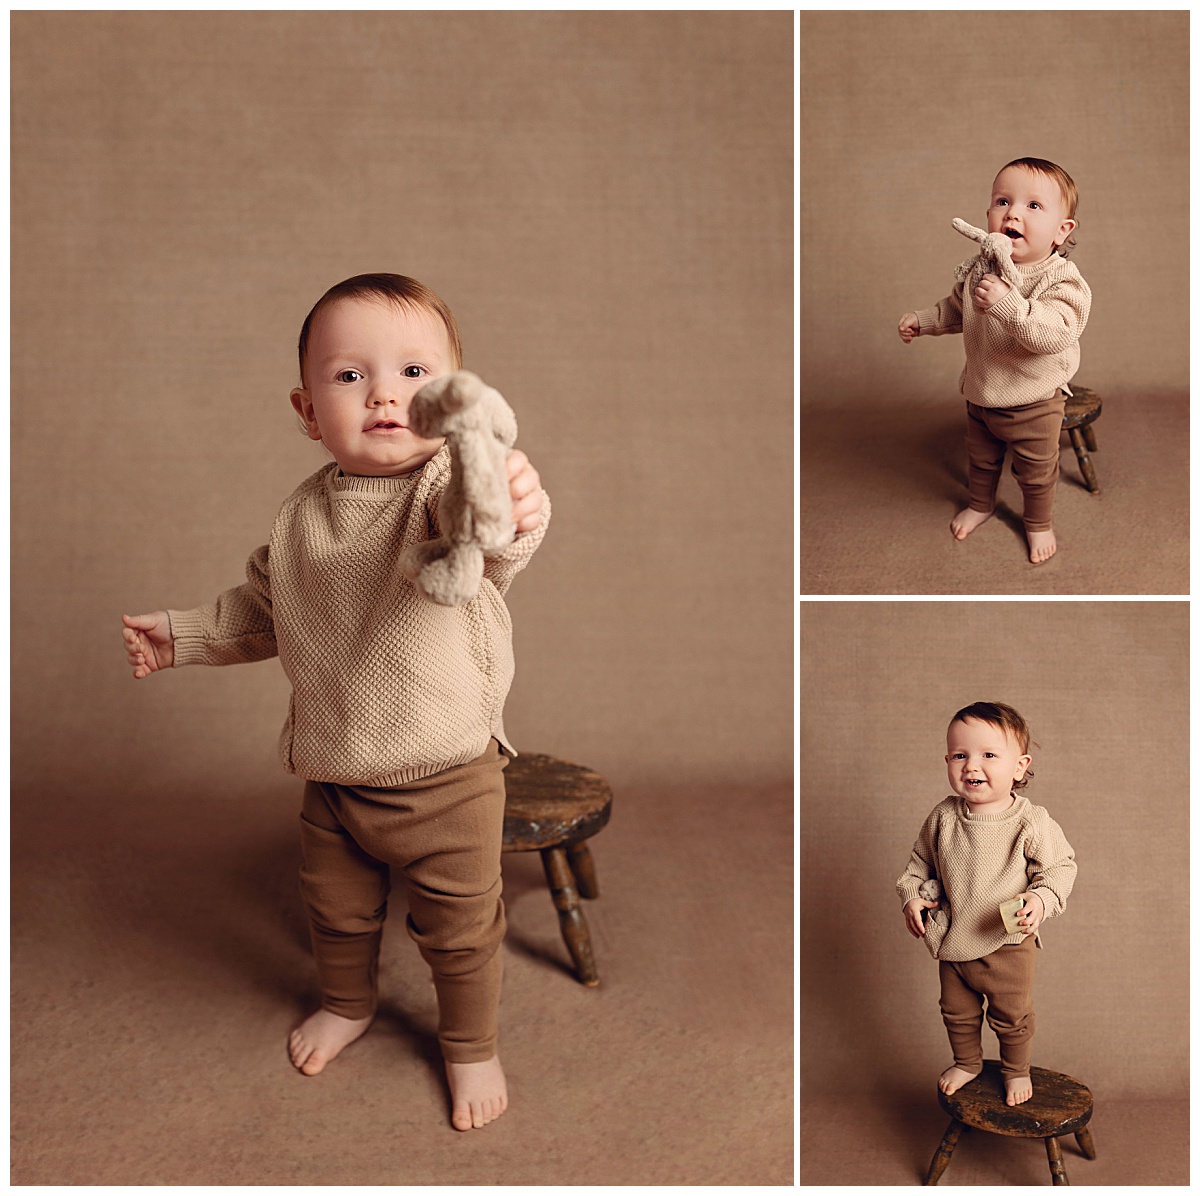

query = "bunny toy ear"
952;217;988;243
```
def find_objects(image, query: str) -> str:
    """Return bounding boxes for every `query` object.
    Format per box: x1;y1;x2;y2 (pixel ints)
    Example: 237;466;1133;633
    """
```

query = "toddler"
897;701;1076;1106
898;157;1092;564
120;273;550;1131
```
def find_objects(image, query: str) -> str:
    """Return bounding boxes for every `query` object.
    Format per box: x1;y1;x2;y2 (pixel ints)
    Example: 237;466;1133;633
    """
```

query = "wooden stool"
926;1061;1095;1186
1063;385;1102;493
501;753;613;987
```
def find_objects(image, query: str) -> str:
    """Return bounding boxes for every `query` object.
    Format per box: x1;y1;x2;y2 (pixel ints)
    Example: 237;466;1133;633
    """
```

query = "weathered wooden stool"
1063;385;1102;493
925;1061;1095;1185
501;753;613;987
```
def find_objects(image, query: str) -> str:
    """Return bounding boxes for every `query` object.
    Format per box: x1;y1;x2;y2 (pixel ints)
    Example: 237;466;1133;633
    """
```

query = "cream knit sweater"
896;794;1077;962
916;252;1091;408
167;446;550;787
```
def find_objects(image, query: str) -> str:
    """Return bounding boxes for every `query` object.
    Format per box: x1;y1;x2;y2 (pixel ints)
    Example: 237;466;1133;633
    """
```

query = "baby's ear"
289;388;321;440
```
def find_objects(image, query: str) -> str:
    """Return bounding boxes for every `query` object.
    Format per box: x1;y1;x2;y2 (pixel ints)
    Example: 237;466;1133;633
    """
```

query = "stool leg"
1082;424;1098;452
1068;427;1100;494
925;1118;965;1185
1074;1126;1096;1160
541;846;600;987
1045;1135;1069;1184
566;840;600;899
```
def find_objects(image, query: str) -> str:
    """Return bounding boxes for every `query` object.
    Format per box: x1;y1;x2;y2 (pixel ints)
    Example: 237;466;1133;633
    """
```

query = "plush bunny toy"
918;877;951;957
951;217;1023;297
399;370;518;607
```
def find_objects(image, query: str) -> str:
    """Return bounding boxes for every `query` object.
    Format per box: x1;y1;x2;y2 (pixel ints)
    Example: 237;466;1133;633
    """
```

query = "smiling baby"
897;701;1077;1106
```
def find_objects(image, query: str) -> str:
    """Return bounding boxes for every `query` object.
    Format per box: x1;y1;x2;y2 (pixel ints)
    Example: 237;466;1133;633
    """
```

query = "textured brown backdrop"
800;600;1188;1100
12;10;793;798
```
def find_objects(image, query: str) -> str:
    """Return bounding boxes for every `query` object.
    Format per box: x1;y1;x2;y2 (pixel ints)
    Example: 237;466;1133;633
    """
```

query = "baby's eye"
984;752;996;758
336;369;364;384
1029;201;1041;210
995;198;1009;206
403;365;427;379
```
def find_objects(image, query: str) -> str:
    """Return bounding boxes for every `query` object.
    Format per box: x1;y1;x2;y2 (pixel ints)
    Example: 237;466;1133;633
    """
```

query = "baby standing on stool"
120;273;550;1131
898;702;1076;1106
899;158;1092;564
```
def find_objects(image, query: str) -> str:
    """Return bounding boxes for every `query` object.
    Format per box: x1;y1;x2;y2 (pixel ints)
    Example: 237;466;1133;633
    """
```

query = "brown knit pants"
298;740;508;1064
965;393;1066;532
938;937;1037;1081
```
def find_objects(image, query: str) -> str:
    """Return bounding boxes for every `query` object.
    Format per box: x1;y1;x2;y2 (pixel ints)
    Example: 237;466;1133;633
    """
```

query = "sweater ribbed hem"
293;723;515;788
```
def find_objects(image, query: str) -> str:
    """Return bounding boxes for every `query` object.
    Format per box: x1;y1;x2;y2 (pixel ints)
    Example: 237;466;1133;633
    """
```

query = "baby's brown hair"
1000;156;1079;258
296;273;463;387
950;700;1035;790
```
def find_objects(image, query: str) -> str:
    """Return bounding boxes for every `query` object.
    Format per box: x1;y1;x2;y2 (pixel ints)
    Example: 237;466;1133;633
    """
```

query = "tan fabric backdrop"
800;10;1189;408
800;601;1188;1099
11;11;793;801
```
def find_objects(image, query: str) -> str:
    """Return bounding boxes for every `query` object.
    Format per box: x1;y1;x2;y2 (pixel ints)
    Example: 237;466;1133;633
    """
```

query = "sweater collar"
1016;252;1070;277
955;792;1028;823
324;445;451;497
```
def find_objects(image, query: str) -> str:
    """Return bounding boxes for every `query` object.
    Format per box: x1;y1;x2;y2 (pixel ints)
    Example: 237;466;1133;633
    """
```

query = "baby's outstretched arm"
121;611;174;678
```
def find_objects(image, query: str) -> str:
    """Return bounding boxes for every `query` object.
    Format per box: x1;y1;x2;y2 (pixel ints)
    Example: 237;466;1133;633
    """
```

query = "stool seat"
1062;385;1102;431
1062;384;1103;493
501;753;613;987
502;753;613;852
926;1061;1096;1185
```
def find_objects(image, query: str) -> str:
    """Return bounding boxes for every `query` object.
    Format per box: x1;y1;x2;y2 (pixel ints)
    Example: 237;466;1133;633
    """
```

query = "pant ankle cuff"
441;1040;498;1064
322;998;377;1020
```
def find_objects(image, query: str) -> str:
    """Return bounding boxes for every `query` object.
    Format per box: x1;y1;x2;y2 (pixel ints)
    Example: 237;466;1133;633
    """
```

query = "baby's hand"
122;611;174;678
1016;891;1045;934
904;896;939;938
898;312;921;344
506;449;543;535
973;273;1012;311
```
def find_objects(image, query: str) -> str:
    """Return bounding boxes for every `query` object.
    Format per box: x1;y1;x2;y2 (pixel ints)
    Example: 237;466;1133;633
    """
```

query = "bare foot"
951;507;993;541
939;1064;981;1095
1027;528;1057;564
288;1009;373;1076
1005;1074;1033;1105
445;1055;508;1131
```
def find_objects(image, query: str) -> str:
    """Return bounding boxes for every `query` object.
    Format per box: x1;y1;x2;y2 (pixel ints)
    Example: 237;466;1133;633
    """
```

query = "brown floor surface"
801;1092;1188;1185
12;774;792;1185
800;389;1188;594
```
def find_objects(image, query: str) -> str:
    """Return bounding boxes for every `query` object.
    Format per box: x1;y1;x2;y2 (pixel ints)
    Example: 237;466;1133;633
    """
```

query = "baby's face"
985;165;1076;265
945;717;1031;814
290;297;453;477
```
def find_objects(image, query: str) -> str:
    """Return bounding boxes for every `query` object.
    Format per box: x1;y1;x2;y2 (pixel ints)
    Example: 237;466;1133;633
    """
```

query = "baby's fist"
904;896;938;938
973;274;1012;311
506;450;543;535
898;313;921;344
122;611;174;678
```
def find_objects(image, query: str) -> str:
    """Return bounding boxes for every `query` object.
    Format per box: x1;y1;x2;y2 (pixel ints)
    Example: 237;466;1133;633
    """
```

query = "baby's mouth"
965;779;986;788
1003;229;1023;241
